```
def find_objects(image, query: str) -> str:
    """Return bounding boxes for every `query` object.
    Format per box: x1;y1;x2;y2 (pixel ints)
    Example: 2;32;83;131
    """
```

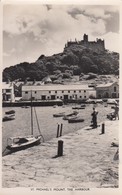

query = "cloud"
101;32;119;52
3;47;16;57
3;5;48;34
3;4;120;68
3;52;11;57
84;7;111;19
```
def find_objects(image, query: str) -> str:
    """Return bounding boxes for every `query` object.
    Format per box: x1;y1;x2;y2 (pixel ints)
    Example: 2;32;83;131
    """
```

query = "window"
74;90;76;93
79;90;81;93
6;89;11;93
80;96;82;98
57;96;59;98
62;91;64;93
114;86;116;92
68;91;70;93
60;96;62;99
84;96;86;98
55;91;57;93
84;90;86;93
35;91;37;94
25;91;28;94
70;96;72;99
49;91;51;93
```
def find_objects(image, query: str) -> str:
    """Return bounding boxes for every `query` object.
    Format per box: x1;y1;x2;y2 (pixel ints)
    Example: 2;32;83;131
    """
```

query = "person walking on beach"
114;103;119;120
91;107;98;128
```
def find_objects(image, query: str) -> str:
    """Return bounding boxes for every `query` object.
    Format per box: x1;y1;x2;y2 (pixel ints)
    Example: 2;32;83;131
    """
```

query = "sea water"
2;104;112;153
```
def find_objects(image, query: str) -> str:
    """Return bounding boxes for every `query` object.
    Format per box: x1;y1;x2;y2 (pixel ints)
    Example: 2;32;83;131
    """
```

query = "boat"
111;106;115;109
72;104;86;109
6;135;41;151
53;112;65;117
68;116;84;123
107;112;116;120
6;91;44;152
95;99;103;104
86;99;96;104
3;114;15;122
21;106;30;108
72;106;85;110
81;104;86;107
107;99;118;105
65;111;78;116
63;111;78;120
53;105;58;108
63;115;76;120
5;110;15;115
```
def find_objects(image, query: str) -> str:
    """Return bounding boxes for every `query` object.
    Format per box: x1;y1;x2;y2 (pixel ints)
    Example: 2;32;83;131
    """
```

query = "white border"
0;1;122;195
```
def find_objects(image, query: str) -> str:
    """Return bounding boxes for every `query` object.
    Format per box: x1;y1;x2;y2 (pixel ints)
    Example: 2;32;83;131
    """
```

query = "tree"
37;54;45;60
79;56;94;73
27;70;48;81
61;52;79;65
90;65;98;73
45;62;54;73
63;72;72;79
70;65;81;75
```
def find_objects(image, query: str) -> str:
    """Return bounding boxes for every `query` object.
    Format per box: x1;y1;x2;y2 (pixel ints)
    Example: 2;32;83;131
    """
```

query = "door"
51;95;56;100
42;95;46;100
64;95;68;100
112;93;116;98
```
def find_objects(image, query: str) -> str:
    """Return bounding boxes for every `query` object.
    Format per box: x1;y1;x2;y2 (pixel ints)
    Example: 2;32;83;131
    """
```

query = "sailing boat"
6;91;44;152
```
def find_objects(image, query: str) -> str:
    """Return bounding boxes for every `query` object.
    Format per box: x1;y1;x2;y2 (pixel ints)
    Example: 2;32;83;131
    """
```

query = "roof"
2;82;13;89
22;84;95;91
96;82;118;88
14;82;24;87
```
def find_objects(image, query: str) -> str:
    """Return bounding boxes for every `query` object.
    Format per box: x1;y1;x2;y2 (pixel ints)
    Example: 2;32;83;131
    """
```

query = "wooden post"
102;123;105;134
57;140;63;157
56;124;60;138
60;123;63;137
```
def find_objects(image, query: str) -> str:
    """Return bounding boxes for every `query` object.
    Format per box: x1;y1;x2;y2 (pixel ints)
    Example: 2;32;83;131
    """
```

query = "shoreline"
2;119;119;188
2;100;63;107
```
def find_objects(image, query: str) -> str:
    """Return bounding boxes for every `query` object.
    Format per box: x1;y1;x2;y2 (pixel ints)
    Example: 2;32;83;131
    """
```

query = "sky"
3;4;120;69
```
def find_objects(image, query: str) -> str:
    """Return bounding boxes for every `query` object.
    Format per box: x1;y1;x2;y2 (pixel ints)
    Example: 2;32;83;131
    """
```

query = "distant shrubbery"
3;44;119;81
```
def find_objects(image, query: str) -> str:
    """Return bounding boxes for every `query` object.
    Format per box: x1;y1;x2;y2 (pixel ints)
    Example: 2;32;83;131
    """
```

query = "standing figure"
91;107;98;128
114;103;119;120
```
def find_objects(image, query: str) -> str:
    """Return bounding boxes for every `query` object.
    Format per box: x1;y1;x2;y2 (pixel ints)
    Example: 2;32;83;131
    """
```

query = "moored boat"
21;106;30;108
72;106;85;109
63;111;78;120
6;135;42;152
6;90;44;153
5;110;15;115
72;104;86;109
68;117;84;123
53;105;58;108
3;114;15;122
53;112;65;117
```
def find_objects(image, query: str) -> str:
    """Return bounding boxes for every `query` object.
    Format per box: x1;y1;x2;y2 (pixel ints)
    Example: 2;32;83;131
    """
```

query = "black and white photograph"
1;0;121;193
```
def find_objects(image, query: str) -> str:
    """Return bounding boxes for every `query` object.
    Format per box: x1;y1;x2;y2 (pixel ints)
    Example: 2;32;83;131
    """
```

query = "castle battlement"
65;34;105;52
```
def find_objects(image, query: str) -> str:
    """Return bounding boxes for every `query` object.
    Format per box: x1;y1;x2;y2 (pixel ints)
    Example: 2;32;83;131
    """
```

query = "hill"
3;41;119;82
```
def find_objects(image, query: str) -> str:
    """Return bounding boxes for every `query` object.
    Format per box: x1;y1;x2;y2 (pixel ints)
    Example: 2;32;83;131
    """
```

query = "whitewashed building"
2;82;15;102
22;84;96;101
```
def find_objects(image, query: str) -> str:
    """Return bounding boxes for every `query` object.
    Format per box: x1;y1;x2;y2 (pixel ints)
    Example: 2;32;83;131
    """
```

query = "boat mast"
31;90;33;135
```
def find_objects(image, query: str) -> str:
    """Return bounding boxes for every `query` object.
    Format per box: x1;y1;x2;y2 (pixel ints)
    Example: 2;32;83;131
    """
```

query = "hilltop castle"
65;34;105;52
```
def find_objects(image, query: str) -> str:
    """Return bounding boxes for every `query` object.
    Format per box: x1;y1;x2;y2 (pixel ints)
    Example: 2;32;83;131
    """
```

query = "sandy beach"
2;119;119;188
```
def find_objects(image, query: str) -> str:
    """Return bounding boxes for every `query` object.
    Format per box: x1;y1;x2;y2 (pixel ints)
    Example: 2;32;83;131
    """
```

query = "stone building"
65;34;105;52
96;82;119;98
22;84;96;101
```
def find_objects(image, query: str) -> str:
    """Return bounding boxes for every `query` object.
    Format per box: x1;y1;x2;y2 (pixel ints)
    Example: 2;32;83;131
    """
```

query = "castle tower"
83;34;88;42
